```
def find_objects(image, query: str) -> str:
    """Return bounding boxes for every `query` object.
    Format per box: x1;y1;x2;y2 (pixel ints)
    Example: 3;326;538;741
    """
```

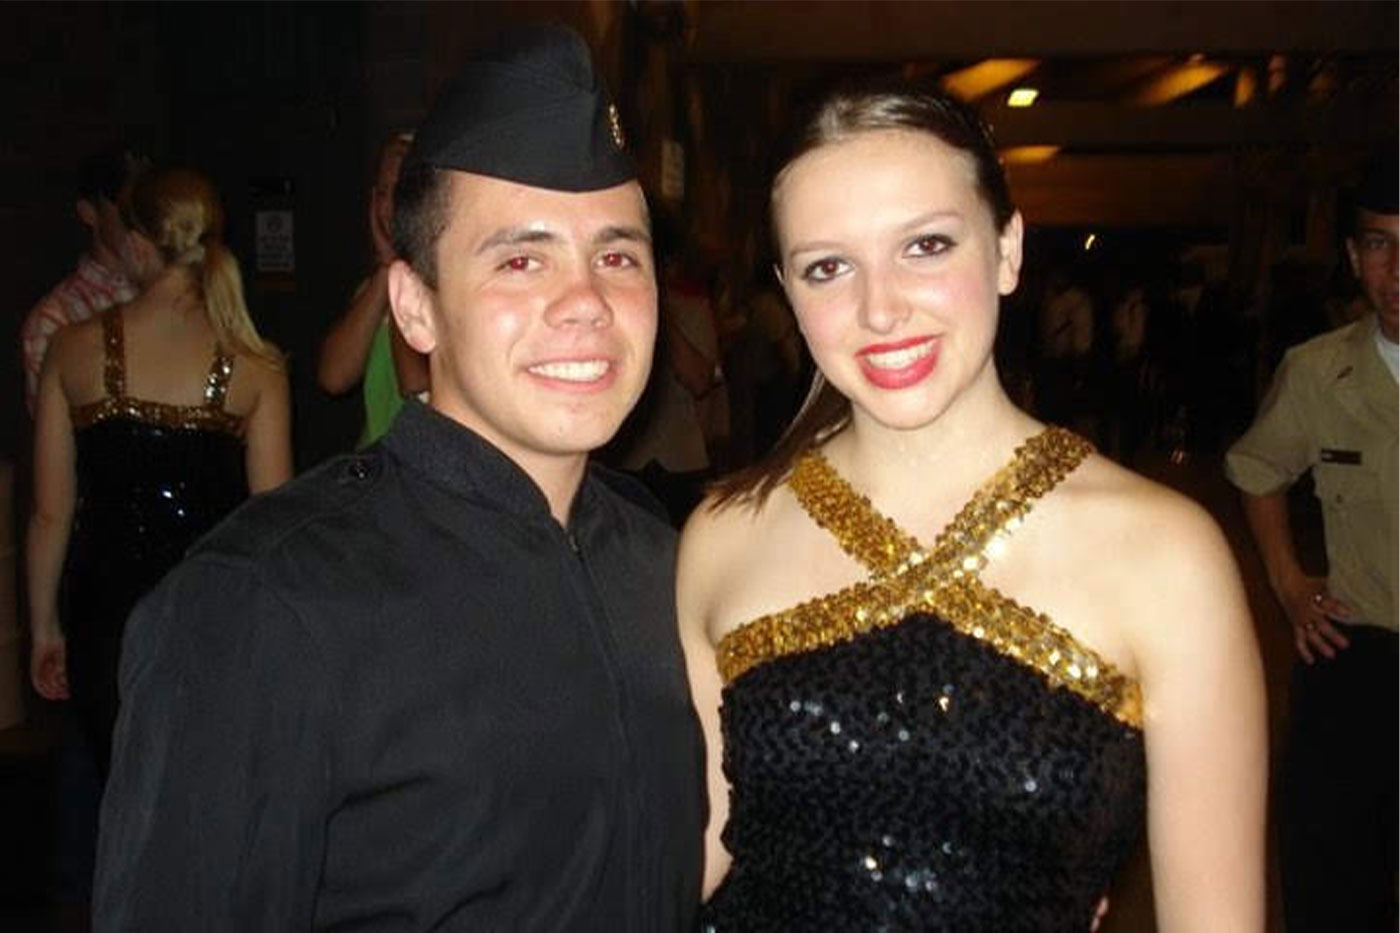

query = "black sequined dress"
64;308;247;775
701;429;1146;932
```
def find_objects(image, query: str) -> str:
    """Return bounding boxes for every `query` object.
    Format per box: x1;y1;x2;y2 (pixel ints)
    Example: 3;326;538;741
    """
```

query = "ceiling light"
1000;146;1060;164
1007;87;1039;107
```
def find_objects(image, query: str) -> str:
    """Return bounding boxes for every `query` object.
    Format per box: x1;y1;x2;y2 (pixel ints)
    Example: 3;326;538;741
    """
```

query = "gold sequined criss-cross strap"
70;308;242;435
716;427;1143;728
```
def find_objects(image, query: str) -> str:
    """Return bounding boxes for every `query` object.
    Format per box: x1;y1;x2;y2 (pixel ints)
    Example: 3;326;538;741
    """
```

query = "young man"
20;146;145;411
94;25;704;931
1226;160;1398;931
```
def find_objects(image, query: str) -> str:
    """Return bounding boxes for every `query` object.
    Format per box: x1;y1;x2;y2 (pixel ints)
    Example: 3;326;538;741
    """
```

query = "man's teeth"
528;360;610;381
863;340;935;370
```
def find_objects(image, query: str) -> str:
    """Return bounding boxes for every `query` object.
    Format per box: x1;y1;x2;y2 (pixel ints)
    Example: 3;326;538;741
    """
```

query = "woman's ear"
388;260;439;355
997;211;1025;297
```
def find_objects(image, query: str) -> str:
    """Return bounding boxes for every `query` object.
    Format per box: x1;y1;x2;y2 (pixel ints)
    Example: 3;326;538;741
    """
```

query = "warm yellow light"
940;59;1040;101
1007;87;1039;108
1084;233;1097;251
1000;146;1060;165
1133;62;1230;105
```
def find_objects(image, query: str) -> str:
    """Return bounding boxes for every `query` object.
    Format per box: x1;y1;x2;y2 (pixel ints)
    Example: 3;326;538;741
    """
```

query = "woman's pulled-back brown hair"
708;77;1014;510
124;167;282;368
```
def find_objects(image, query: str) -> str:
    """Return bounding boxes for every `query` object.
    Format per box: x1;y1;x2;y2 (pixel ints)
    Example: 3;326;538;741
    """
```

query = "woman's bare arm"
27;333;80;700
1128;496;1267;932
677;499;738;897
244;360;294;493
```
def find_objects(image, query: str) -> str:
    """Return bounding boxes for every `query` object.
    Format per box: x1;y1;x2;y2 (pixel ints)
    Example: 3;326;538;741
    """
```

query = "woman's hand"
31;631;70;700
369;189;396;267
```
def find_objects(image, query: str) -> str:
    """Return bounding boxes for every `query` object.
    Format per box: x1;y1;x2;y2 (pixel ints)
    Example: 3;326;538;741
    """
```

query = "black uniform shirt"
94;401;706;931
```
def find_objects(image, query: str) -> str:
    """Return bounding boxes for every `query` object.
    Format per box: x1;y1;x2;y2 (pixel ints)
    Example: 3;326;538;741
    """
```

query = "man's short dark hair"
1349;149;1398;233
392;161;453;290
76;145;146;204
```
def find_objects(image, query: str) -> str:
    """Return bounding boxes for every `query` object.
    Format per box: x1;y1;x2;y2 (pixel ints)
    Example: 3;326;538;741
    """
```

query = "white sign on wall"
255;210;295;274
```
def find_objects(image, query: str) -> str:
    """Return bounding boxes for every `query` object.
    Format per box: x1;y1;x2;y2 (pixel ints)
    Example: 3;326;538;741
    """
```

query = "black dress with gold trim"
64;307;247;775
700;429;1146;932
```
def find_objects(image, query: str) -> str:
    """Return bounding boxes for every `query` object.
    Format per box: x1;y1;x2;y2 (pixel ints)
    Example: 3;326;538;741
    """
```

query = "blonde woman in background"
28;167;291;776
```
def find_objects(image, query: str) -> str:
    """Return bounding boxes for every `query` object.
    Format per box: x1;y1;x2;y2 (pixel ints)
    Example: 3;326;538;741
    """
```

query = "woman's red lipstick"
856;336;940;389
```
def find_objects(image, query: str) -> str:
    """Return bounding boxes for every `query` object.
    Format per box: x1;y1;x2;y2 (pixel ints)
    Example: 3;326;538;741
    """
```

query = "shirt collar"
76;253;133;293
383;399;589;522
1367;313;1400;382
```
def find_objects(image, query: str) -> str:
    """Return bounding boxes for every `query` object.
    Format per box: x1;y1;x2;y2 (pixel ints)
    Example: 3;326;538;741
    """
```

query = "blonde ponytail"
201;238;283;368
125;167;283;370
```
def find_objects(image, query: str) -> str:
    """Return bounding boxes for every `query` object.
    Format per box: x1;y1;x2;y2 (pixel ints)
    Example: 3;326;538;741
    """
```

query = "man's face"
394;171;657;475
81;195;133;276
1347;207;1399;341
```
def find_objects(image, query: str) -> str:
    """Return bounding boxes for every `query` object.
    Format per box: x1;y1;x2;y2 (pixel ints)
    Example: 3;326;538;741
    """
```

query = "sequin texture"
717;428;1142;727
60;307;250;771
64;308;248;628
70;307;242;435
701;428;1147;930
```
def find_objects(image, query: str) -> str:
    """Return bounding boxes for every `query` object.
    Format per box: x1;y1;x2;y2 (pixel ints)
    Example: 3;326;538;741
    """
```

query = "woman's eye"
908;234;953;257
801;257;846;283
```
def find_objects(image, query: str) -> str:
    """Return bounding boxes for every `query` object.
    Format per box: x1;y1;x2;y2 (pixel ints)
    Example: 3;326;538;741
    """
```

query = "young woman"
680;83;1266;931
28;167;292;776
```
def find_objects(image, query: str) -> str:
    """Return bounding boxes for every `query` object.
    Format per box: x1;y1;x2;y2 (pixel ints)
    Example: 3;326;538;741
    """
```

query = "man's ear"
1344;236;1362;281
388;260;439;355
76;199;98;230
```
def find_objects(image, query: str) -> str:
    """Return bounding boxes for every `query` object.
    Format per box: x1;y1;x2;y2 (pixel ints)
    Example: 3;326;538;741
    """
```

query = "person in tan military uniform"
1227;161;1398;932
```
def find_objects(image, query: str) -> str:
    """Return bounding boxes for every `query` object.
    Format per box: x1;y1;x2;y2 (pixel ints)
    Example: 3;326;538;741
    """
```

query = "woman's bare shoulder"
1063;453;1229;558
47;315;105;366
678;485;803;625
226;344;288;405
681;487;791;577
1055;453;1246;647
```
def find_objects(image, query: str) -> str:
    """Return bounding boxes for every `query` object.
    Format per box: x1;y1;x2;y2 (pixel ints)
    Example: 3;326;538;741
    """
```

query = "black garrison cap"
404;23;633;192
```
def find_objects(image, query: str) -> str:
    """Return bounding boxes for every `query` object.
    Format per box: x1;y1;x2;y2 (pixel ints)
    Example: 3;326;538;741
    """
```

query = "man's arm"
1238;491;1351;662
94;555;335;931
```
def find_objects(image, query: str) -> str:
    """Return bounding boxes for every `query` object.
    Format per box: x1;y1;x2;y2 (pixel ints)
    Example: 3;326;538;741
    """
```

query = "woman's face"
773;129;1022;432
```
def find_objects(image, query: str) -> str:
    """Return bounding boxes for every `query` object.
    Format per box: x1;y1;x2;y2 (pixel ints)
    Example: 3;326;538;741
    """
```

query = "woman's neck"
824;362;1042;510
138;265;201;315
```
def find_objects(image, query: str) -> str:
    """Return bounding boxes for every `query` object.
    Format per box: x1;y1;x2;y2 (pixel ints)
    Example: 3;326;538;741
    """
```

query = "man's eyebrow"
476;227;559;255
592;225;651;247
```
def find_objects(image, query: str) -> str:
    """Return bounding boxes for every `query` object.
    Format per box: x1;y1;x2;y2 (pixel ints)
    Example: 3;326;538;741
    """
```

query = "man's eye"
801;258;846;283
598;251;636;269
908;234;954;257
1361;235;1393;252
501;256;536;272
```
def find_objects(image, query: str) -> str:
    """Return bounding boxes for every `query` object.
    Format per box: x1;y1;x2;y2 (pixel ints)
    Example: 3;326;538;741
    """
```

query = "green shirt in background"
358;318;404;448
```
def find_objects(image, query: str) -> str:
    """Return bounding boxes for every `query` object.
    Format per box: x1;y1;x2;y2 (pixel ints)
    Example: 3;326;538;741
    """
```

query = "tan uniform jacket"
1226;316;1398;631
